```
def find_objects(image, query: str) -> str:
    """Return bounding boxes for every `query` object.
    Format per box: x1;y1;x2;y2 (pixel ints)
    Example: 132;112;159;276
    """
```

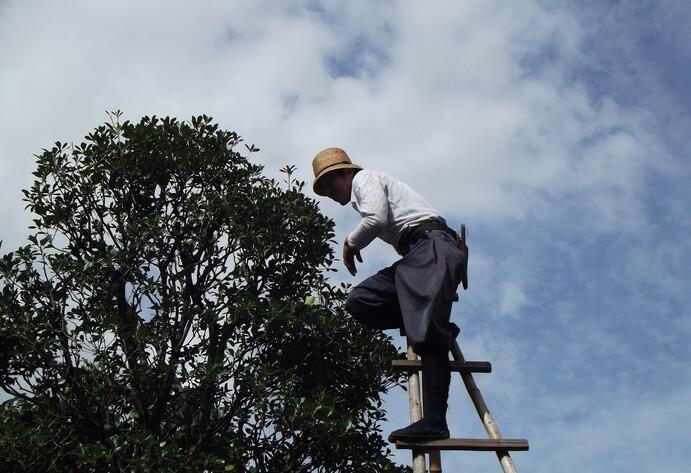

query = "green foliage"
0;113;407;472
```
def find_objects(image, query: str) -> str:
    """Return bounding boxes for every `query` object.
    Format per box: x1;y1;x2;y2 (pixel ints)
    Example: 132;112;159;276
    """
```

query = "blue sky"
1;1;689;471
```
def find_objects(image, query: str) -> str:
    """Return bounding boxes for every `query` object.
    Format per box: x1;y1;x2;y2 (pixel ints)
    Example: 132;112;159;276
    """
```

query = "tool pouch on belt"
455;228;469;290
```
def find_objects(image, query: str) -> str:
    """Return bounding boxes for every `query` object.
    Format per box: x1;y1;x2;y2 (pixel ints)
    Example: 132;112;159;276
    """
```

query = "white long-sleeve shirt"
346;169;443;251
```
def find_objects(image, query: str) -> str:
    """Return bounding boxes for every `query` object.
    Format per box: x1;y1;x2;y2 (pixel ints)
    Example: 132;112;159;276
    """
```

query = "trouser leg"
387;341;452;442
345;265;403;330
421;347;451;422
395;232;465;352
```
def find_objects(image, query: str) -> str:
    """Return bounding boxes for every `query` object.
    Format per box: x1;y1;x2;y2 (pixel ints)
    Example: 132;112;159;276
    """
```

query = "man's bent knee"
345;287;402;330
345;289;361;316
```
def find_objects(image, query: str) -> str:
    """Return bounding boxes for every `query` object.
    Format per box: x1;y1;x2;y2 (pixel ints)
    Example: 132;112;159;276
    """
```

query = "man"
311;147;467;441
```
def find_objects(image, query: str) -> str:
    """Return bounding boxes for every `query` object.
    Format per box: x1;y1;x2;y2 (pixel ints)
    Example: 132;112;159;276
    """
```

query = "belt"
397;219;456;254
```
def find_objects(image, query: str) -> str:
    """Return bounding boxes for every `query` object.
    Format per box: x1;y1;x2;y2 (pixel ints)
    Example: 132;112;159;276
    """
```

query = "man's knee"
345;288;361;316
345;287;401;330
345;288;374;327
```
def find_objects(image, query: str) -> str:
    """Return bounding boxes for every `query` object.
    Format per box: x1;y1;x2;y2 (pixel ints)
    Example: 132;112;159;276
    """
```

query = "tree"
0;113;408;472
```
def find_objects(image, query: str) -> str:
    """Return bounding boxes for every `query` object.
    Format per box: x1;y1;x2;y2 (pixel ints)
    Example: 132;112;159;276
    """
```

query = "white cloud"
498;281;530;318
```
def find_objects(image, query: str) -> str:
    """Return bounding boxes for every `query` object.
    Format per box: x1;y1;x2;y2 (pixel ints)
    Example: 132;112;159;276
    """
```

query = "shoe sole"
388;432;450;442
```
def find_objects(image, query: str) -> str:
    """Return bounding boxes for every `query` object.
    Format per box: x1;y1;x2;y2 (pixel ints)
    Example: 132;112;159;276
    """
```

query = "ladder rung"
395;438;529;452
391;360;492;373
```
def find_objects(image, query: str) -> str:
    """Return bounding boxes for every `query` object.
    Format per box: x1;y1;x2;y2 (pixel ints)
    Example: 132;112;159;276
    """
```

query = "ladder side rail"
451;339;519;473
406;342;427;473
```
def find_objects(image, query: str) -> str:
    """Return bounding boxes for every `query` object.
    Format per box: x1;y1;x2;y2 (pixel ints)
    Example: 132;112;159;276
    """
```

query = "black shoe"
388;416;450;442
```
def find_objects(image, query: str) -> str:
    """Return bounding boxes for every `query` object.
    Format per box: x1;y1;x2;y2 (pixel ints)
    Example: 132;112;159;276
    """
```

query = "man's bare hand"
343;240;363;276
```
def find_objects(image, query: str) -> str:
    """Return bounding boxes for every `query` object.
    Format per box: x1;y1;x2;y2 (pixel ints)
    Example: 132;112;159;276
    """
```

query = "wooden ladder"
390;226;529;472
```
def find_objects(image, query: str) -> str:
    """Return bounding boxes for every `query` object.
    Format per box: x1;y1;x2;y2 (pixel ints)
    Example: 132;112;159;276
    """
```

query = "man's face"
321;170;352;206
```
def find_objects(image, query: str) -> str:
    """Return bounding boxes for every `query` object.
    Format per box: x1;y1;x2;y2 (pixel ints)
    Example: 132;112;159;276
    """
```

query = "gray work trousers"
345;230;466;354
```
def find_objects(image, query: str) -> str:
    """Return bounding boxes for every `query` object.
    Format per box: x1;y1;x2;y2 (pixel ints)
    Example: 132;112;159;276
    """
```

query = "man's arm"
346;171;388;251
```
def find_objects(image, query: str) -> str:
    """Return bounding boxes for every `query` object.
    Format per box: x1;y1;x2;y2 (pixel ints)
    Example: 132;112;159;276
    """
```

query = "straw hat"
312;147;362;196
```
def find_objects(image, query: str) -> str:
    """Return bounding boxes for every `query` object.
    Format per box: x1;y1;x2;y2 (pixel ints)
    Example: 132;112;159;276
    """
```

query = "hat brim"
313;163;362;196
